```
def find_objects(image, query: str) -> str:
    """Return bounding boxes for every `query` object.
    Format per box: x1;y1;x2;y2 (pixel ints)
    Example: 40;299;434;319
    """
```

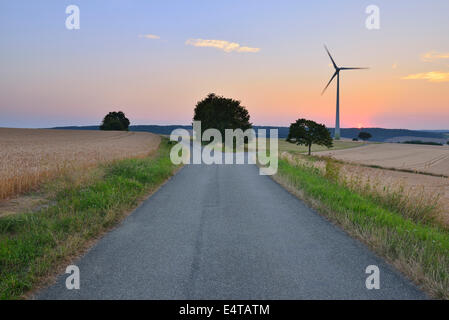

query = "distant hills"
51;125;448;142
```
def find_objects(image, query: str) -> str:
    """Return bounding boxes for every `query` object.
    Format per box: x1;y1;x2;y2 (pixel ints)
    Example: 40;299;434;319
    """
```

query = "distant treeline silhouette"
51;125;447;142
402;140;443;146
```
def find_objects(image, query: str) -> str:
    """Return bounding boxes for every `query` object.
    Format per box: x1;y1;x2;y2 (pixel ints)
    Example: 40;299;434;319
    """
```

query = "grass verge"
0;138;179;299
274;157;449;299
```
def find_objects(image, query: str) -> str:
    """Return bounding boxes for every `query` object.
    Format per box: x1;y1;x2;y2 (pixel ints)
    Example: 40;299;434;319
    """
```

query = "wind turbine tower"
322;46;368;140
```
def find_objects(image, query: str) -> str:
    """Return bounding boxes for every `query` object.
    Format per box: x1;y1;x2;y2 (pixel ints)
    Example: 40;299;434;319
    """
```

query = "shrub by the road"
358;131;372;141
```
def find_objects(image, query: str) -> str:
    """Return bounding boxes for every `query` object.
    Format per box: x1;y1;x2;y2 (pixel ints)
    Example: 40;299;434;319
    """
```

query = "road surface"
36;154;426;299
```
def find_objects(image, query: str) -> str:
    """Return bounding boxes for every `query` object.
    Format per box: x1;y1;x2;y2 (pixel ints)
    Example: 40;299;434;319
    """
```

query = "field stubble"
315;143;449;177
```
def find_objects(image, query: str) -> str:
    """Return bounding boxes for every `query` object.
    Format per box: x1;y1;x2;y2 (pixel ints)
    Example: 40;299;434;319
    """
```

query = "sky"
1;0;448;129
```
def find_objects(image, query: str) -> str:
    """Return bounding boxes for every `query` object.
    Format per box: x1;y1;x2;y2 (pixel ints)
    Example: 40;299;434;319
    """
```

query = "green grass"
0;138;179;299
277;139;365;154
275;157;449;299
214;138;365;154
220;143;250;153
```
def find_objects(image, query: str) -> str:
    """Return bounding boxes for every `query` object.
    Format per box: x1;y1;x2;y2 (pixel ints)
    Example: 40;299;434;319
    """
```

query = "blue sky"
1;0;449;129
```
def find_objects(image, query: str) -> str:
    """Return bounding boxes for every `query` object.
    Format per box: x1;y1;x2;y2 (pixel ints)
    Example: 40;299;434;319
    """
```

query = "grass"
0;138;179;299
325;159;444;227
274;155;449;299
214;138;364;154
179;137;364;154
277;138;365;154
220;143;251;153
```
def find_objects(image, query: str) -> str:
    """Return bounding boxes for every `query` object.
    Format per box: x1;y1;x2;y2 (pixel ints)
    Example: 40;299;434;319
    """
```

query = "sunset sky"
1;0;448;129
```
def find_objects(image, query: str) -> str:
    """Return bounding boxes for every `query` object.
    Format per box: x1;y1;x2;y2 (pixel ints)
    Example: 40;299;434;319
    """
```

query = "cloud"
401;71;449;82
139;34;160;40
185;39;260;53
421;51;449;62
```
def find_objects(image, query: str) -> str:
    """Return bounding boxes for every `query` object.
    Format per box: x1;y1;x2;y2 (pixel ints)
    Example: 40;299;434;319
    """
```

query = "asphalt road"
36;153;426;299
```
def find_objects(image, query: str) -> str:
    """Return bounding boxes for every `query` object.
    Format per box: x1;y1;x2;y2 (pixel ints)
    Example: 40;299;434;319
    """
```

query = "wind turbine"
322;45;368;140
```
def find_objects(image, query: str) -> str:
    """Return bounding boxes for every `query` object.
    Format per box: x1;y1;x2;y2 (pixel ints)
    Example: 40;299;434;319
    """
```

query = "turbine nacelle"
322;46;369;95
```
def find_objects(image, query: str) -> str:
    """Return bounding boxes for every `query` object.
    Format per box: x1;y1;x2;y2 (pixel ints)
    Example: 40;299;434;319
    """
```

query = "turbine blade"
321;71;338;95
324;45;338;69
340;67;369;70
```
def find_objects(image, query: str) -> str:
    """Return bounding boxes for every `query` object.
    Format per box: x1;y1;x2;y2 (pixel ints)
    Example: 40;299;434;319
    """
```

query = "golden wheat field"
0;128;161;200
314;143;449;176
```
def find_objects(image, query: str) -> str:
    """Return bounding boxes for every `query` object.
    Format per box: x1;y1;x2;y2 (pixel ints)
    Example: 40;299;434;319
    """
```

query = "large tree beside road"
193;93;252;137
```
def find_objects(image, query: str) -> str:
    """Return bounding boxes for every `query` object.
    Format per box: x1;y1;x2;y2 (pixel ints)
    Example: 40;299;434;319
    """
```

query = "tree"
358;131;372;141
286;118;333;155
193;93;252;137
100;111;130;131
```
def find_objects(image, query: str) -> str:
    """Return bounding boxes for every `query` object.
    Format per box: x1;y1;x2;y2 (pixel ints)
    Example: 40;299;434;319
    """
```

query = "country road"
36;153;426;299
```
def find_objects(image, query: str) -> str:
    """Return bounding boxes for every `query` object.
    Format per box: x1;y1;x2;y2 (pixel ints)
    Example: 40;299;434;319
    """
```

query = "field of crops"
315;142;449;176
0;128;160;200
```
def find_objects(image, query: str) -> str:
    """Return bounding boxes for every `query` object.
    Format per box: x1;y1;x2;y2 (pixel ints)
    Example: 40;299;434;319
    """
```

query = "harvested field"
0;128;160;200
282;151;449;227
314;143;449;176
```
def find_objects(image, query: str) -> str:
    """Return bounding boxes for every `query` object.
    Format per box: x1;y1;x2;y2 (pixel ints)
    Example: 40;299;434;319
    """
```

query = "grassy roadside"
274;156;449;299
214;138;364;153
0;138;179;299
277;138;366;154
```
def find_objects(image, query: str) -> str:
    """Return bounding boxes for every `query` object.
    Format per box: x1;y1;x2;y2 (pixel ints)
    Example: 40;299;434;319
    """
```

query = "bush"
358;131;372;141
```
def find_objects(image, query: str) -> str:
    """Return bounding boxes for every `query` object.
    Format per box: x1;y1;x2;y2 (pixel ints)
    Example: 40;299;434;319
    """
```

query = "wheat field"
0;128;161;200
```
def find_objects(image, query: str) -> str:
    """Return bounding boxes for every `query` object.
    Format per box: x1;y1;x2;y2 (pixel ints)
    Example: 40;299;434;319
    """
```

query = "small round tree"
100;111;130;131
286;118;333;155
193;93;252;137
358;131;372;141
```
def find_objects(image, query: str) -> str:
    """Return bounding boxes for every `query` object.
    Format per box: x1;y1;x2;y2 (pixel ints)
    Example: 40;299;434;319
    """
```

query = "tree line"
99;93;376;155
